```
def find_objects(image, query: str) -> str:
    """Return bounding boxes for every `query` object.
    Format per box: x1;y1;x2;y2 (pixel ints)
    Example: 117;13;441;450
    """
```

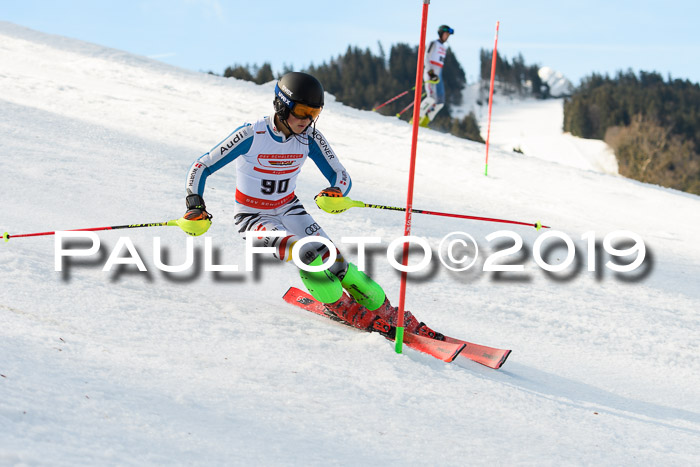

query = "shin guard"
299;256;343;303
340;263;386;311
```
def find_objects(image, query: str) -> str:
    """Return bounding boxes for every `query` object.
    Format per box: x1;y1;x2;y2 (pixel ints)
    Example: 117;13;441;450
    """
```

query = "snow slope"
1;22;699;466
476;97;619;175
454;84;618;175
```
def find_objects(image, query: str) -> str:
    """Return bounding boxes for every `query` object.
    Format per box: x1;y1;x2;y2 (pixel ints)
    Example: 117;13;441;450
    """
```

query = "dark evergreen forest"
564;71;700;195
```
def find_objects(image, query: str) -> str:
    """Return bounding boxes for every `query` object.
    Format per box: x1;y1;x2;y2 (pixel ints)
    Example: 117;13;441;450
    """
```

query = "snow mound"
539;66;574;97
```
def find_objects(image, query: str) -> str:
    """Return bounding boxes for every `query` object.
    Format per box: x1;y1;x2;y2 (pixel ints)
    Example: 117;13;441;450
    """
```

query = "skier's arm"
307;130;352;195
185;124;254;196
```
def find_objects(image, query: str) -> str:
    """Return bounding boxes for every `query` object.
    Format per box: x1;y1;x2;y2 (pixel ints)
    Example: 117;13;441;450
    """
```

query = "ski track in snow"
1;21;699;465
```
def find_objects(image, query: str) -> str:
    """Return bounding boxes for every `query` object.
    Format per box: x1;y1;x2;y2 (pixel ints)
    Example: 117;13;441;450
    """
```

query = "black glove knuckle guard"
186;194;206;210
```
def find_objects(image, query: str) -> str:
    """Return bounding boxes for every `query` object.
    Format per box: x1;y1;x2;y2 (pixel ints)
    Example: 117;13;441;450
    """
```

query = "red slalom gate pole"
484;21;500;176
396;0;430;354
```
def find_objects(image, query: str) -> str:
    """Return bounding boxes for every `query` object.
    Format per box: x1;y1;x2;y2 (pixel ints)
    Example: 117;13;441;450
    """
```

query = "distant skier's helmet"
438;25;454;35
274;72;324;121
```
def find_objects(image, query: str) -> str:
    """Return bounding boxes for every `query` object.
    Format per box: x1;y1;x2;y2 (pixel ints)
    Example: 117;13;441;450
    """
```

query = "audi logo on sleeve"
305;223;322;235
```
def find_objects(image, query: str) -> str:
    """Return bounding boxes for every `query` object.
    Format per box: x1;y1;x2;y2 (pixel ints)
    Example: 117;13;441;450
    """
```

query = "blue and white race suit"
186;115;351;268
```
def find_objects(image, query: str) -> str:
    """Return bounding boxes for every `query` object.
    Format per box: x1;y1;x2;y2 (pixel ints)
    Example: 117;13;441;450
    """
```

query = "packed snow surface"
1;22;699;466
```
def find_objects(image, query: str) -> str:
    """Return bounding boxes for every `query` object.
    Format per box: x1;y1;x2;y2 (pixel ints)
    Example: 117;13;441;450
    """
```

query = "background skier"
417;24;454;127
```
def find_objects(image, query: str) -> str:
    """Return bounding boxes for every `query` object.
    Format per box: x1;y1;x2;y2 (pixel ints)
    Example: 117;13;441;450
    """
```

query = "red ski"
283;287;464;363
442;336;511;370
283;287;511;369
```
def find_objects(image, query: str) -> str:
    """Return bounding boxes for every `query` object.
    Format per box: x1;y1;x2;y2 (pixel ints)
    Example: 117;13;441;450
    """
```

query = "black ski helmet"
273;72;324;120
438;24;454;36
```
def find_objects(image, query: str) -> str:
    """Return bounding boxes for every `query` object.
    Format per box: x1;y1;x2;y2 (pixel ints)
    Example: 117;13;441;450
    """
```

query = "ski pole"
396;100;415;117
373;79;439;112
315;196;549;230
3;220;179;242
373;88;413;112
396;93;426;117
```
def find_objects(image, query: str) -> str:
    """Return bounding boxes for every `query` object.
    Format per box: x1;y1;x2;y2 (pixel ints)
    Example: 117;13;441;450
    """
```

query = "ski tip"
496;350;512;369
404;333;466;363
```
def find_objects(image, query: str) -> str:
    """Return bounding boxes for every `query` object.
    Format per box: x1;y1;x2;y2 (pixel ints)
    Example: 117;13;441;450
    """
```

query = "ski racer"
417;24;454;127
182;71;442;339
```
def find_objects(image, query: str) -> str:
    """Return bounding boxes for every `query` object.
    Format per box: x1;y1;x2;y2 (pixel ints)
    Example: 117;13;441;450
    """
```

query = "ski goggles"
290;102;322;120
